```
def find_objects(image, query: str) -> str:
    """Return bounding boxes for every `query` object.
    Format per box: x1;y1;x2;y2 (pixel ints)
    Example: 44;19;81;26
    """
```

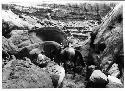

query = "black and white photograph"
1;0;124;88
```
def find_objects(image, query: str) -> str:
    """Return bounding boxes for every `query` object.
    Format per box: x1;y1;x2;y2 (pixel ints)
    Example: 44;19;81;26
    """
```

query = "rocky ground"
2;3;124;88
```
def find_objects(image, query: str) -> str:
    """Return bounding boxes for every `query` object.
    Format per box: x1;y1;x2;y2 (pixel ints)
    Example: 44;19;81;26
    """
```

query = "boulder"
10;30;28;36
106;75;123;88
2;58;53;88
107;75;122;85
2;36;20;54
9;31;30;46
90;70;108;82
89;70;108;88
108;63;120;77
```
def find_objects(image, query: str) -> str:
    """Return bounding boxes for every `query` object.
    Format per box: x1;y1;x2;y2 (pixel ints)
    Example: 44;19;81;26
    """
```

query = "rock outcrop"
2;57;53;88
91;4;123;81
